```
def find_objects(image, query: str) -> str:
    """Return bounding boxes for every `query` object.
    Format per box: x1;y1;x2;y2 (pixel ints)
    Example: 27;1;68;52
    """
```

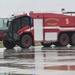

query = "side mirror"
7;20;9;27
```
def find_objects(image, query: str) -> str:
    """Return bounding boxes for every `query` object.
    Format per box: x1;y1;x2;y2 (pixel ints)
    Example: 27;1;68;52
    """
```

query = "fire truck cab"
2;12;75;49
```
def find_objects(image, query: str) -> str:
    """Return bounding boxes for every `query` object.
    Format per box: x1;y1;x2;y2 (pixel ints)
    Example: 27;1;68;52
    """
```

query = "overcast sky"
0;0;75;17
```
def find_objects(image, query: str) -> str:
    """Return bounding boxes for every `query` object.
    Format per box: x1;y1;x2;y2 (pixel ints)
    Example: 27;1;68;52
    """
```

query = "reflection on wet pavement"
0;46;75;75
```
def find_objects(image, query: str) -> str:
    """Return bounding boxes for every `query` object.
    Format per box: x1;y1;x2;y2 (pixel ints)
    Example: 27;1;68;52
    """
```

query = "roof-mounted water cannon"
61;8;65;14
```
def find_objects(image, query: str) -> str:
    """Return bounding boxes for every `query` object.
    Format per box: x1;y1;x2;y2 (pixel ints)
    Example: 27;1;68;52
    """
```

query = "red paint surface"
45;65;75;70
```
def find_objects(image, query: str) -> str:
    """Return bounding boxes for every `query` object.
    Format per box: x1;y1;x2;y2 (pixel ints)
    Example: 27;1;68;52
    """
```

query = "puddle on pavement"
0;46;75;75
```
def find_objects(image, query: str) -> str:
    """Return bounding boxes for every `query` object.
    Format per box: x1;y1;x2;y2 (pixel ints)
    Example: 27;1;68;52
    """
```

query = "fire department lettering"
45;18;59;25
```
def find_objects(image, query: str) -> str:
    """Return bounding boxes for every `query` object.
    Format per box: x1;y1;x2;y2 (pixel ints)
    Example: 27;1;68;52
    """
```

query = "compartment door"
34;19;43;41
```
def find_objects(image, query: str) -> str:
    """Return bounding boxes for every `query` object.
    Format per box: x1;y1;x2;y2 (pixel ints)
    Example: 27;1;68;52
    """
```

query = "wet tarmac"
0;45;75;75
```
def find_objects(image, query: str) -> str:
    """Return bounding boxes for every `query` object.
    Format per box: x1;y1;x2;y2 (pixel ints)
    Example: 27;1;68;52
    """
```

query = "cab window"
22;17;30;27
12;19;21;32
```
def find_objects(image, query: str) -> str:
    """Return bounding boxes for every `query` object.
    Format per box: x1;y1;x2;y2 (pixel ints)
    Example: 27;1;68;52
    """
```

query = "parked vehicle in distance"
0;18;10;41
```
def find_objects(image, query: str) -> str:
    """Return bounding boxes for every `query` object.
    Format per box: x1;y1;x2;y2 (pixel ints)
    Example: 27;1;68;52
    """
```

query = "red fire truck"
1;12;75;49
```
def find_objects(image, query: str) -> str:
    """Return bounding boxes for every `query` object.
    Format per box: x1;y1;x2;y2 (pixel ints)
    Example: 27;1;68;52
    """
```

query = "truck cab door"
7;18;21;40
12;18;21;40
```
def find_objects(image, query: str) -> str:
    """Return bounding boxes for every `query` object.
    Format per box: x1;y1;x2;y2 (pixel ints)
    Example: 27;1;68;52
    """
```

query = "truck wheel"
41;42;52;47
59;34;69;46
70;34;75;46
3;40;16;49
21;35;32;48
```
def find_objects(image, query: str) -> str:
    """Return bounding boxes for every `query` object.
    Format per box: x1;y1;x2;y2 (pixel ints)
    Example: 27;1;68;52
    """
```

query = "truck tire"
41;42;52;47
59;34;69;46
70;34;75;46
21;35;32;48
3;40;16;49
